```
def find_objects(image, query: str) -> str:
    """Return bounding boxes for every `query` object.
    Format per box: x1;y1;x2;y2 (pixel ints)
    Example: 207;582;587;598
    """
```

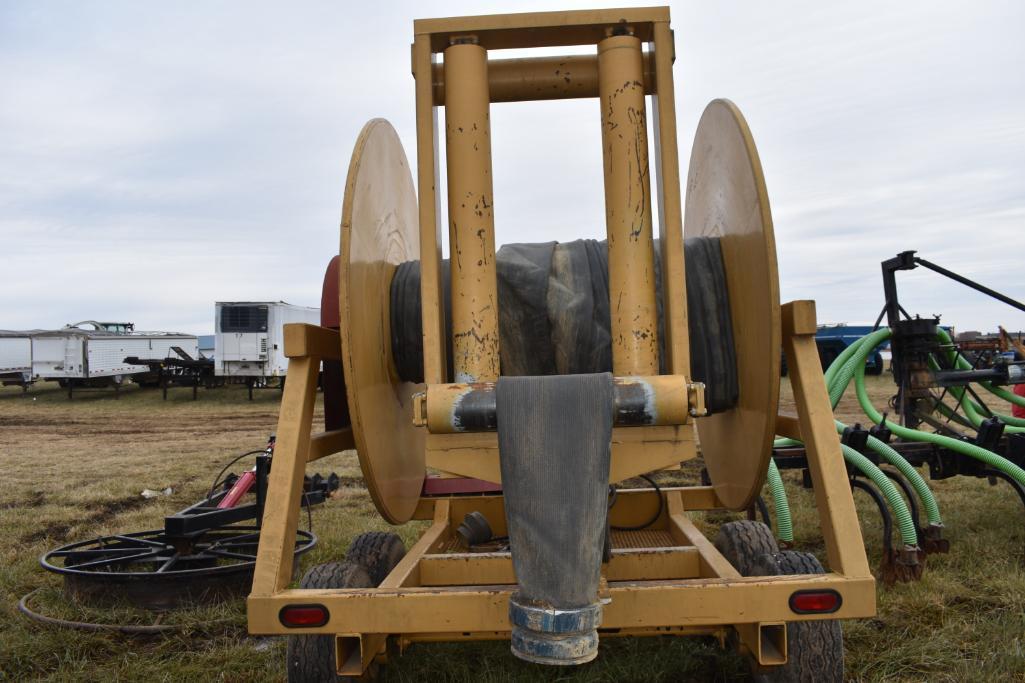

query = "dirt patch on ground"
20;494;154;544
1;490;46;510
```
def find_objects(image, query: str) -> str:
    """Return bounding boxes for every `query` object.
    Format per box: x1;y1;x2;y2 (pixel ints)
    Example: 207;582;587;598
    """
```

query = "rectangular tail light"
789;590;841;614
279;604;330;628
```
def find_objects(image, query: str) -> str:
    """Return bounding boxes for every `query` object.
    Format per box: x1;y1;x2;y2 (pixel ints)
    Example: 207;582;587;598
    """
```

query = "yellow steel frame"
414;7;696;484
248;8;875;677
249;300;874;675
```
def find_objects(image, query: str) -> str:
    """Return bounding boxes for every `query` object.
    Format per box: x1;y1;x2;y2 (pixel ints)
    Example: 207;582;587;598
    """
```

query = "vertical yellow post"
598;32;659;376
444;40;500;383
250;354;319;595
413;36;447;385
650;21;690;378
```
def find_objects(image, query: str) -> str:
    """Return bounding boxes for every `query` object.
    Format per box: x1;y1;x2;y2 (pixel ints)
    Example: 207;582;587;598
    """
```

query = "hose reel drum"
338;102;781;522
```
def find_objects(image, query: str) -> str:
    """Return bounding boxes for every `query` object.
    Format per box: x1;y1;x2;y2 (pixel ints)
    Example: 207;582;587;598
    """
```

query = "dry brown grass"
2;376;1025;681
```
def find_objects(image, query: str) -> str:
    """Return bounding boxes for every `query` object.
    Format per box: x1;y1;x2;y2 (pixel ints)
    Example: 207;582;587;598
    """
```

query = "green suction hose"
766;458;793;543
850;334;1025;489
825;335;943;527
844;421;942;527
839;442;919;548
772;436;919;548
982;382;1025;408
931;328;1025;432
826;329;891;409
769;328;942;544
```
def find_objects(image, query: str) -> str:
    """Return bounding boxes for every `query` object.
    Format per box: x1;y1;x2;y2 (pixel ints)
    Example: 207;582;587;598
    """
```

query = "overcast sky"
2;1;1022;335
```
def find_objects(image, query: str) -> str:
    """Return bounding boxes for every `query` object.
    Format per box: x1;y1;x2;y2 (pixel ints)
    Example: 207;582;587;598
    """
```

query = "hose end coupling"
508;597;602;666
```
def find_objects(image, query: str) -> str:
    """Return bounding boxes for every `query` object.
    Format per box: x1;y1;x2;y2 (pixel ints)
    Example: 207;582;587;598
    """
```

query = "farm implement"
246;8;877;681
28;436;338;624
768;251;1025;583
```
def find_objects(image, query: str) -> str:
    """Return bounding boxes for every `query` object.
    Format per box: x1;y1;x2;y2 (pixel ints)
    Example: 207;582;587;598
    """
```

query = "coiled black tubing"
389;238;738;414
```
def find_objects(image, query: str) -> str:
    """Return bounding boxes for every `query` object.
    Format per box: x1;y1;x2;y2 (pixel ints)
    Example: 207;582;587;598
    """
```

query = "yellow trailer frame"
247;7;875;677
248;302;875;675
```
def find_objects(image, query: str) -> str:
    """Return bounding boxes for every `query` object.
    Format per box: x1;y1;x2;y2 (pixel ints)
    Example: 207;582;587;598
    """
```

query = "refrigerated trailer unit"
31;327;198;397
0;331;36;389
214;302;319;383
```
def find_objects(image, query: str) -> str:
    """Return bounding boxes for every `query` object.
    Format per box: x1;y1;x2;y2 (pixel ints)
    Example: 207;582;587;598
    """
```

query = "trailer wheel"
866;352;884;376
286;561;374;683
345;531;406;585
750;551;844;683
714;520;779;576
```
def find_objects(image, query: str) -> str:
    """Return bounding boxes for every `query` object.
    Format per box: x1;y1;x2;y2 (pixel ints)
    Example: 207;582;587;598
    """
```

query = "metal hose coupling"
508;598;602;665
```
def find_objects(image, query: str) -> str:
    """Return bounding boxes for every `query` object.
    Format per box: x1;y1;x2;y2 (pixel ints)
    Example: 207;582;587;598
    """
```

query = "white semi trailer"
214;302;319;396
31;322;198;397
0;330;35;389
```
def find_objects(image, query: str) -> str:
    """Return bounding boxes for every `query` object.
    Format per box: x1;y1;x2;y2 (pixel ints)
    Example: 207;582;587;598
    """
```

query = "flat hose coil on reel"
389;238;739;414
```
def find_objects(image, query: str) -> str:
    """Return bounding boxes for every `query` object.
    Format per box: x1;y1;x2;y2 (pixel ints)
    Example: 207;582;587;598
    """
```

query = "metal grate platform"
610;528;677;549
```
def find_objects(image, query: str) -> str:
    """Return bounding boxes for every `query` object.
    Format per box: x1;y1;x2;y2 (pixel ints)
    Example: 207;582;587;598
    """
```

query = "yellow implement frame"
247;7;875;677
248;301;874;674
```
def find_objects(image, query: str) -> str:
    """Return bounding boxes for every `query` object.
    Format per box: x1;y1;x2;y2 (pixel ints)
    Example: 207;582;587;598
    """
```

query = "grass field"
2;376;1025;681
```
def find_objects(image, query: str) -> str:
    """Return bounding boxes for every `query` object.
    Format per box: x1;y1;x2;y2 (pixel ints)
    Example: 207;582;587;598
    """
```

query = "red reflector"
789;590;841;614
279;604;329;628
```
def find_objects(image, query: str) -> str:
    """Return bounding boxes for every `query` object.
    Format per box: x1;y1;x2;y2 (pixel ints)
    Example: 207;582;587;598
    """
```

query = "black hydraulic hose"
610;474;664;531
850;479;894;554
881;468;922;533
207;450;267;500
17;588;234;635
754;496;771;528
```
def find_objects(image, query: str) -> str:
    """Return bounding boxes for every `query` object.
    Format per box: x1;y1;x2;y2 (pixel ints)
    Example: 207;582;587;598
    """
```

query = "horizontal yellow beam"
775;414;802;441
400;624;722;644
414;7;667;51
412;486;725;525
283;323;340;360
248;574;875;635
307;428;355;462
419;547;701;586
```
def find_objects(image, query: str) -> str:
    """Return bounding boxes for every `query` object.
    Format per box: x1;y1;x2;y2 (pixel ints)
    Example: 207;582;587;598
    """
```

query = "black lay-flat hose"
388;238;739;413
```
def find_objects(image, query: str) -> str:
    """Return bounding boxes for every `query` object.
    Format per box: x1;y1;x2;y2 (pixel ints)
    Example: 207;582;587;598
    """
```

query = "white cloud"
1;0;1023;335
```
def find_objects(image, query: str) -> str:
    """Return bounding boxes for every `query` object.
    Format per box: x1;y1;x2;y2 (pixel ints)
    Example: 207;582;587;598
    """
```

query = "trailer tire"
286;561;374;683
714;520;779;576
749;551;844;683
866;352;884;376
346;531;406;586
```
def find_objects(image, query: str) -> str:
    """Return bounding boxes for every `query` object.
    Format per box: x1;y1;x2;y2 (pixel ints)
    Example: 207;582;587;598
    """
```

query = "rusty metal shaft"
598;34;659;376
444;41;500;383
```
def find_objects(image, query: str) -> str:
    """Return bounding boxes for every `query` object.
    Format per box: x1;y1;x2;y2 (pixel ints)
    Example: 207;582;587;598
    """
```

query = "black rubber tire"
749;551;844;683
866;352;885;376
345;531;406;586
714;520;779;576
286;561;373;683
